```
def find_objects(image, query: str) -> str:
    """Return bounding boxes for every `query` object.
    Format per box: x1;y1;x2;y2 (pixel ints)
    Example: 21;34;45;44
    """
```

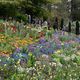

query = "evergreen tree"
68;22;71;32
71;0;80;21
60;18;64;30
76;21;79;35
53;17;58;30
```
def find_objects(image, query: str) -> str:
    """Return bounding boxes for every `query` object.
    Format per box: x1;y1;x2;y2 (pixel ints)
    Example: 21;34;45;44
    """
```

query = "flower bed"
0;21;80;80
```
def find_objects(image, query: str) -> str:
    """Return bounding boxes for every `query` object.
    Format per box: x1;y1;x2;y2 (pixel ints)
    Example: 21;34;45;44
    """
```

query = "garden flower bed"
0;22;80;80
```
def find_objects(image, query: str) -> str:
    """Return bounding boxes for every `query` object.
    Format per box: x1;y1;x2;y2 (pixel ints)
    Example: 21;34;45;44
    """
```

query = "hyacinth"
28;44;36;52
56;44;62;49
15;48;21;53
39;38;47;44
40;47;54;54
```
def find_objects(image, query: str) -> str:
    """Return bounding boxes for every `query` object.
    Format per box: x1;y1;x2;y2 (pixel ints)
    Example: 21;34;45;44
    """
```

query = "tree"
60;18;64;30
76;21;79;35
0;0;21;18
71;0;80;21
0;3;18;18
56;0;71;20
68;21;71;32
0;0;64;20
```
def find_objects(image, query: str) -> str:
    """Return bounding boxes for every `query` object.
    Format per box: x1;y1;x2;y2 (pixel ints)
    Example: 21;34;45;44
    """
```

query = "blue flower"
39;38;47;44
56;44;62;49
64;43;70;48
40;48;47;54
47;48;54;54
11;52;28;61
75;37;80;43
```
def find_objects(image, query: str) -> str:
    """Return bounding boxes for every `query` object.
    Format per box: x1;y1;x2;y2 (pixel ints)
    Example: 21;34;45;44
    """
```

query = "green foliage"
15;13;28;23
71;0;80;21
0;0;63;20
27;52;36;67
59;35;71;42
51;50;80;80
0;3;18;17
48;0;62;3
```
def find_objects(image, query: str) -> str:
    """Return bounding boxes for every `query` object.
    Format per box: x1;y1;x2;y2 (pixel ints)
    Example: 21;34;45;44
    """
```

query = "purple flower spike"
16;48;21;53
28;45;35;52
39;38;46;44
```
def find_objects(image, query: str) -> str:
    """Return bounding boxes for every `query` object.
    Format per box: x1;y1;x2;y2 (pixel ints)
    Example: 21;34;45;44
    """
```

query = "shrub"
60;18;64;30
15;13;28;23
0;3;18;18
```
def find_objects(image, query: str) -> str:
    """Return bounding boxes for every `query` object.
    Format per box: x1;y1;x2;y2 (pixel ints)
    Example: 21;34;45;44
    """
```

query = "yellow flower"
4;64;7;67
35;39;39;42
29;53;33;56
65;32;68;35
3;51;8;54
0;39;1;42
76;51;80;55
61;43;64;45
17;59;20;64
55;50;63;54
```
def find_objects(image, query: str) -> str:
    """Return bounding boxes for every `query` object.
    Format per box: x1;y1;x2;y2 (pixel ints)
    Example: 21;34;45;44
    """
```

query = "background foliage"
0;0;80;21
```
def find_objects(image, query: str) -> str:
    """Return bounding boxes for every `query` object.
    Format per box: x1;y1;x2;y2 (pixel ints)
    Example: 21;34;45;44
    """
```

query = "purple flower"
39;38;46;44
40;46;54;54
15;48;21;53
61;31;65;35
56;44;62;49
40;48;46;53
54;31;58;35
28;45;35;52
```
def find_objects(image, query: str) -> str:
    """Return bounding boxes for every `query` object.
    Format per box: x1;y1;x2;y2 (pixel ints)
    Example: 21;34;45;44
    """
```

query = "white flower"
43;65;45;67
49;63;51;65
51;62;56;66
64;56;70;61
36;61;41;64
14;65;17;68
18;66;25;72
76;51;80;55
7;57;10;60
50;76;53;79
4;64;7;67
24;26;26;28
26;69;29;73
34;63;37;66
71;54;76;60
58;62;62;67
42;54;49;59
0;59;1;62
32;67;36;70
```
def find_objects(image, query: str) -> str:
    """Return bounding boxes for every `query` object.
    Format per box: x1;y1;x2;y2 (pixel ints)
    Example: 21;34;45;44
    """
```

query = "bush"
15;13;28;23
0;3;18;18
